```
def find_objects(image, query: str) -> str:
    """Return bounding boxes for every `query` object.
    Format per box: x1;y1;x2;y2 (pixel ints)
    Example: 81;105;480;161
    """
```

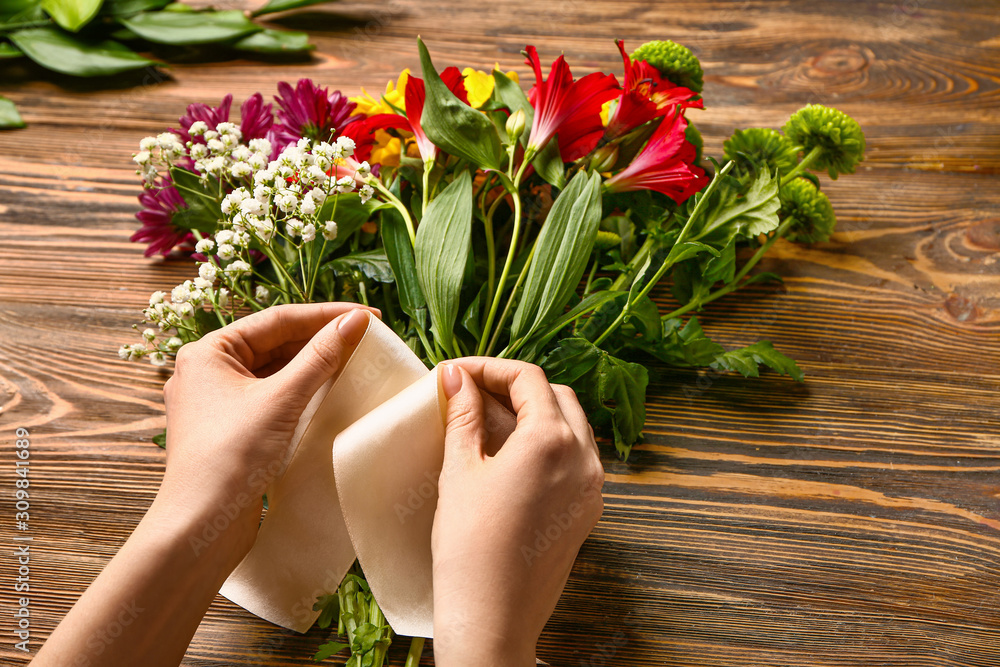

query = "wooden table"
2;1;999;664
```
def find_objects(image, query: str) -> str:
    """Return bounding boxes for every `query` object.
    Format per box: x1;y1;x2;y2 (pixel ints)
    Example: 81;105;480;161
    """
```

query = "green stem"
780;145;823;186
478;158;531;355
373;179;417;245
421;158;434;216
404;637;425;667
486;242;535;357
660;217;795;321
583;255;599;296
609;236;654;292
592;162;735;347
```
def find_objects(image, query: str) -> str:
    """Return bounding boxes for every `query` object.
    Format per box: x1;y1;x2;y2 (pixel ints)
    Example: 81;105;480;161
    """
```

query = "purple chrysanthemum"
270;79;362;152
236;92;274;141
131;179;193;257
174;94;233;145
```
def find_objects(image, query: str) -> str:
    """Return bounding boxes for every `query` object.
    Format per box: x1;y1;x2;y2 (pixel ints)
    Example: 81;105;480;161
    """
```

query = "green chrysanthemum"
783;104;866;179
631;40;704;93
723;128;799;179
594;230;622;251
779;178;836;243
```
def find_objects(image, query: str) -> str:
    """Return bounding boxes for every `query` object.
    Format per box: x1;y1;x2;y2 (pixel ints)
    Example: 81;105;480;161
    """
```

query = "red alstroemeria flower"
271;79;363;152
524;45;620;161
338;113;406;166
131;178;194;257
606;40;703;140
380;67;469;163
604;111;708;203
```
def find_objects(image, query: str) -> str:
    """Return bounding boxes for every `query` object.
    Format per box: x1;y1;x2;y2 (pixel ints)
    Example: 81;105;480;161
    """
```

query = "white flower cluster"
132;122;271;188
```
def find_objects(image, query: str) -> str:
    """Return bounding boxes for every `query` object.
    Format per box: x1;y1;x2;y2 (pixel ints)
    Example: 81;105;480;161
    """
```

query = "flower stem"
478;158;531;355
421;159;434;216
373;179;417;245
609;236;654;292
486;241;536;357
404;637;425;667
659;217;795;321
780;145;823;186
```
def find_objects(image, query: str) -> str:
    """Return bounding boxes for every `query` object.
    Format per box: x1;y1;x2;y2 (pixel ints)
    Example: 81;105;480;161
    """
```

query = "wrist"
432;612;536;667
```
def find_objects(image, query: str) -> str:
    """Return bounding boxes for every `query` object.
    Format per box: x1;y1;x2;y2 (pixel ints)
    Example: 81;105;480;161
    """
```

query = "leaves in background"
169;167;223;233
542;336;648;459
417;38;502;170
10;27;156;75
41;0;103;32
313;640;349;661
511;171;602;343
382;209;427;327
233;28;312;53
252;0;332;16
0;96;26;129
0;42;23;57
685;165;780;244
324;249;394;283
531;137;566;188
100;0;172;16
121;10;262;45
491;70;533;145
414;170;473;355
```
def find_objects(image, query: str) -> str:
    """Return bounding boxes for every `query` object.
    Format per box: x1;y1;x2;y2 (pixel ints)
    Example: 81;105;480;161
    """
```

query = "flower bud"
505;109;526;144
590;144;619;173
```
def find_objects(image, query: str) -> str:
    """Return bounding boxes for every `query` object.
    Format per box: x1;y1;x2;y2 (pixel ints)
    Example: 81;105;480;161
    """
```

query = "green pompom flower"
783;104;866;179
594;230;623;251
631;40;704;93
723;128;799;179
779;178;836;243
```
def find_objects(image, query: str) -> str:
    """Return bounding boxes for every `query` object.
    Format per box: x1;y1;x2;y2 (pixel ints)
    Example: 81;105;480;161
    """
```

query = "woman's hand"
160;302;379;543
33;302;377;667
432;358;605;666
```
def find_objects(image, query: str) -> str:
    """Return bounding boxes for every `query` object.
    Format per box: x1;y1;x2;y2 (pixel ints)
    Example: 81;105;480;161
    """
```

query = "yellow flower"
351;69;410;117
370;130;402;167
600;99;617;127
461;65;520;109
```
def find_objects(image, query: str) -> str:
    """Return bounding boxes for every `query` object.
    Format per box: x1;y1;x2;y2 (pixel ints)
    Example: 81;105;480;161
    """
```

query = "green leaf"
511;171;602;343
313;640;349;661
636;316;725;367
417;38;502;170
100;0;171;16
531;137;566;188
711;340;804;381
491;70;532;146
0;96;25;129
324;249;394;283
665;240;718;265
517;289;626;363
168;167;223;234
120;9;261;45
0;42;22;57
414;170;473;355
317;192;385;252
312;594;339;629
41;0;102;31
151;428;166;448
10;27;155;76
252;0;331;15
688;165;780;244
460;282;487;339
381;208;427;326
233;28;312;53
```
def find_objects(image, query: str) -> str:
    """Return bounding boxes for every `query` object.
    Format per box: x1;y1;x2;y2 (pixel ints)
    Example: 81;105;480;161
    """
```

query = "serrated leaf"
233;28;312;53
414;170;473;355
41;0;103;31
417;38;502;170
324;249;394;283
10;27;155;76
689;165;780;243
511;170;602;343
252;0;331;16
151;428;166;448
121;9;261;45
312;593;338;629
0;96;25;129
313;640;349;661
637;316;725;367
711;340;804;381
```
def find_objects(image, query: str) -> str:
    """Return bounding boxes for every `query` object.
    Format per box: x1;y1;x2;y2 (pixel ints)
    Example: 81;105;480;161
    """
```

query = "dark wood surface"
2;1;999;665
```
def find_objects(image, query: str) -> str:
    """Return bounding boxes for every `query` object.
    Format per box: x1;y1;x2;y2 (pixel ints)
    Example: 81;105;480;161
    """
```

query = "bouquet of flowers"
120;37;865;664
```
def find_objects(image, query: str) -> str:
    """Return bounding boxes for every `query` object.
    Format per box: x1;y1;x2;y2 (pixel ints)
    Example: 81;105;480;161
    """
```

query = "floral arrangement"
119;37;865;664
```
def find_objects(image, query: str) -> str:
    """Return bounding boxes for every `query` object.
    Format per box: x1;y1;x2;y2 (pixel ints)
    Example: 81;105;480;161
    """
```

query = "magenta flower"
173;93;273;149
131;179;193;257
604;111;708;203
174;95;233;145
270;79;362;151
236;93;274;141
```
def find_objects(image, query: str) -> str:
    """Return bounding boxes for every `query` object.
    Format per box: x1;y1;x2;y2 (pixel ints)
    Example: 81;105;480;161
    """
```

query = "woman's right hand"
432;358;605;666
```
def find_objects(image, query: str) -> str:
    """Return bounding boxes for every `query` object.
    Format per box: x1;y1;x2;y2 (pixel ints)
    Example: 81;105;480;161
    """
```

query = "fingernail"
441;364;462;399
338;309;369;345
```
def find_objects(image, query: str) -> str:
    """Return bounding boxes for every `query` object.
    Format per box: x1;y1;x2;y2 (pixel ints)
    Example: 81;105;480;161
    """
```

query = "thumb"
273;308;370;401
439;363;486;468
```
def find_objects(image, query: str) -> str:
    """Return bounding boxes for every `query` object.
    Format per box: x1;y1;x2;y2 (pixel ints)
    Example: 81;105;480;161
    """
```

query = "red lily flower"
380;67;469;162
606;40;703;140
524;45;620;161
604;111;708;203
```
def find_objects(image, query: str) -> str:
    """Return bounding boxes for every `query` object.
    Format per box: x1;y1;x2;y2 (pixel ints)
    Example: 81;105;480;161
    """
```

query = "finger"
202;303;380;370
444;357;563;430
270;308;372;401
549;383;598;456
439;364;487;467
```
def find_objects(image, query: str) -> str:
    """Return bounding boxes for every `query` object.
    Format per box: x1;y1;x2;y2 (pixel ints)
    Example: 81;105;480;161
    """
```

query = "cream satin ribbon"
219;313;514;638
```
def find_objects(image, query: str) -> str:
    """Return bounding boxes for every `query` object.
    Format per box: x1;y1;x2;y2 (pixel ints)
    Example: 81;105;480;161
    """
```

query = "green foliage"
168;167;223;234
684;165;780;245
120;10;261;45
414;170;473;356
41;0;102;32
0;96;25;129
9;27;157;76
253;0;333;16
780;177;836;243
712;340;804;381
232;28;312;54
417;39;503;170
324;250;394;283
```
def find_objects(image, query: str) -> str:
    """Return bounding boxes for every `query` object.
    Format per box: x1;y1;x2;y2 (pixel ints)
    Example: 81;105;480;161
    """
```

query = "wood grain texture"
1;0;999;665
